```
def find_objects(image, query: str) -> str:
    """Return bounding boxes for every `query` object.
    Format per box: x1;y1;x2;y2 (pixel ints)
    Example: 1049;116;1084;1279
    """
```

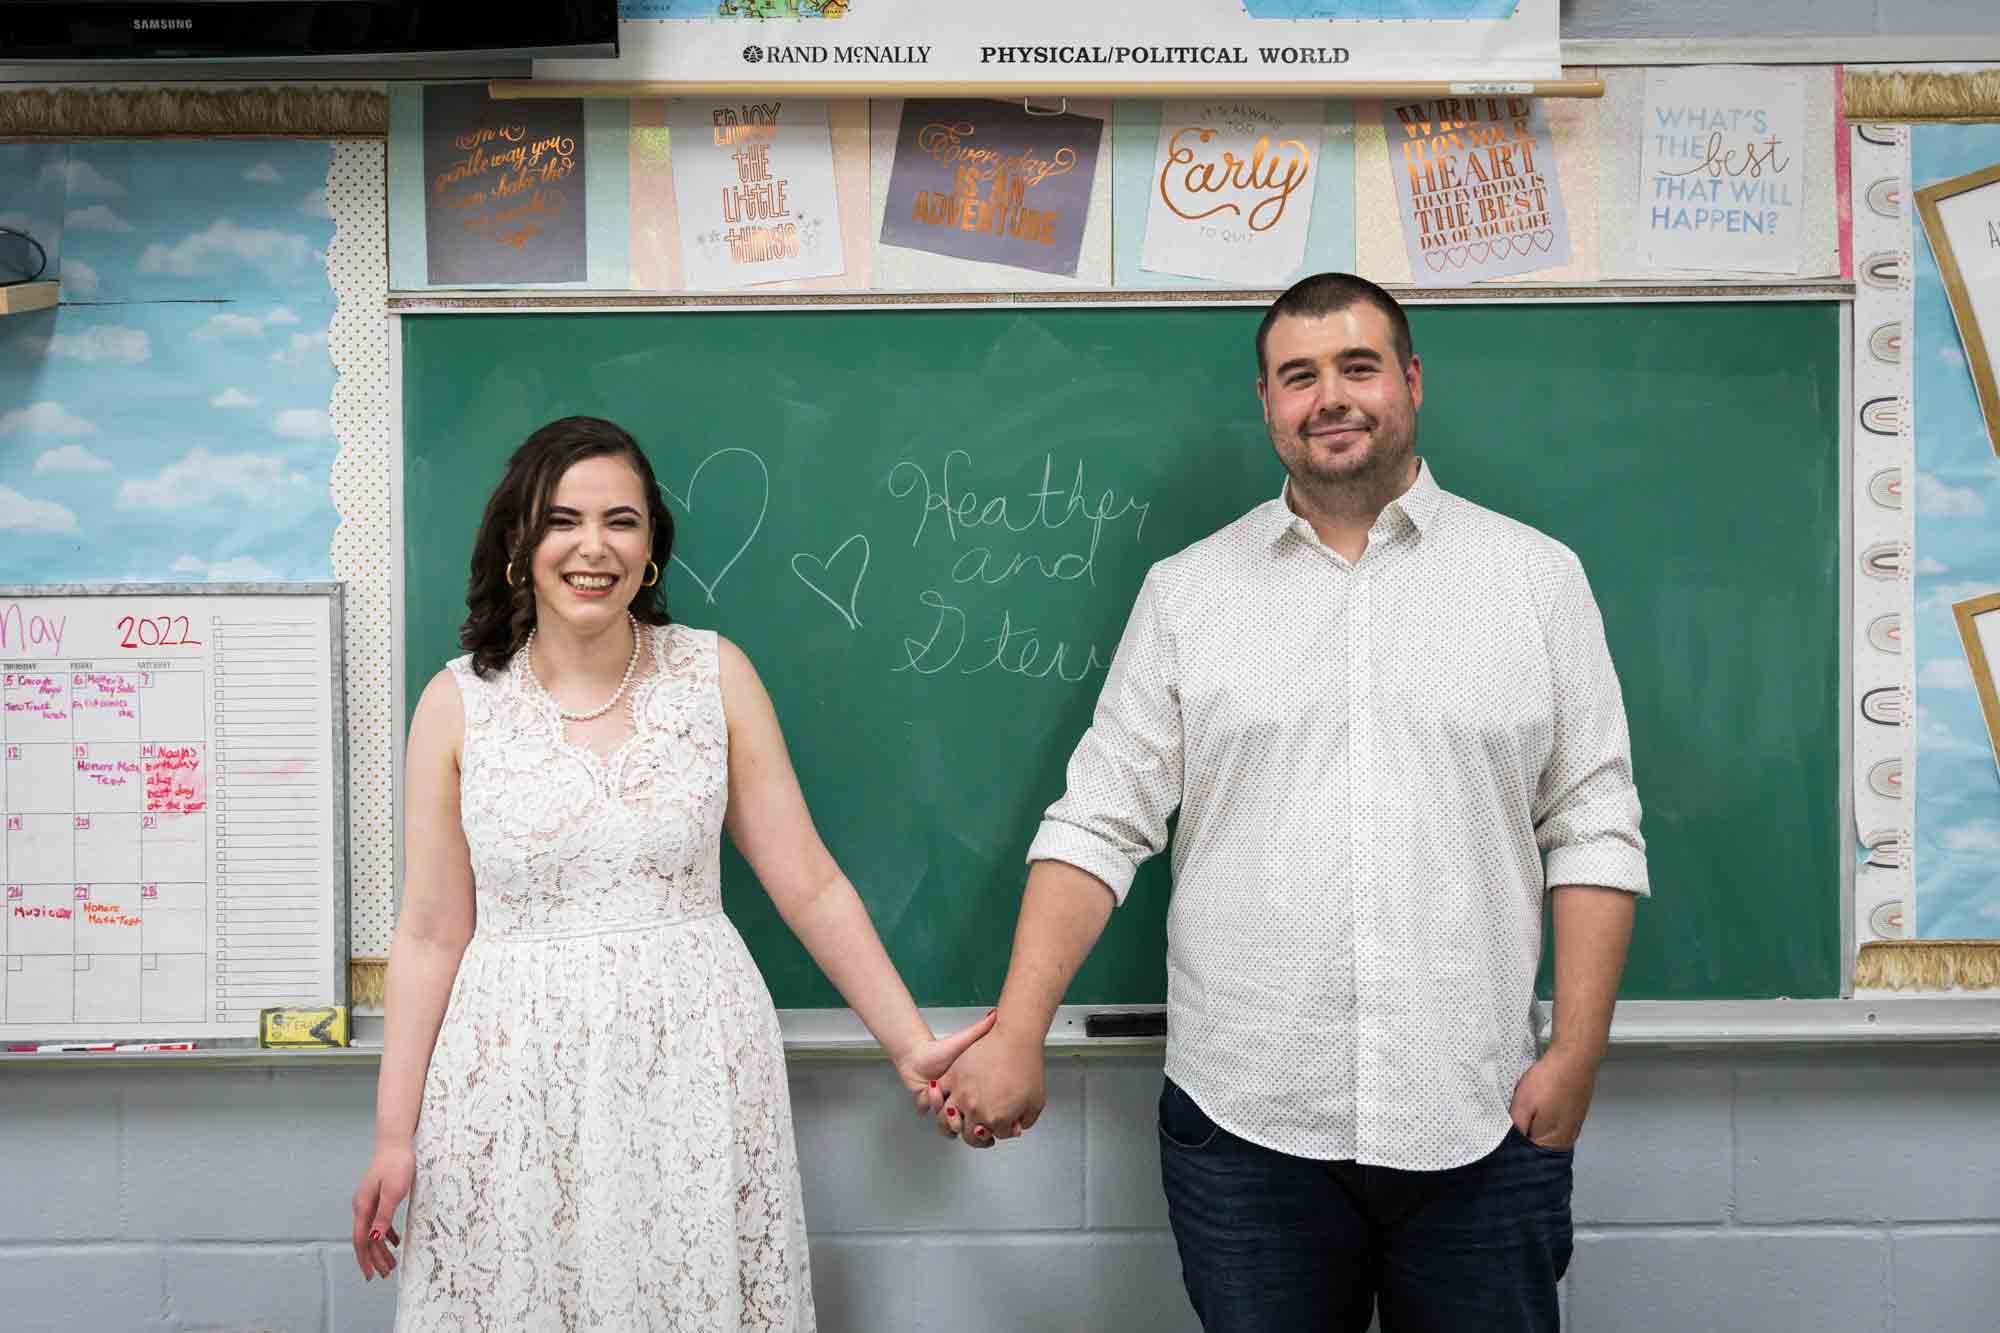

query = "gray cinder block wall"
2;1046;1997;1331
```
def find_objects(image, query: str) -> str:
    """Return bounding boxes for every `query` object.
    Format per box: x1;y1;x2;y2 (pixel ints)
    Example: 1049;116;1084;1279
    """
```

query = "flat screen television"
0;1;618;63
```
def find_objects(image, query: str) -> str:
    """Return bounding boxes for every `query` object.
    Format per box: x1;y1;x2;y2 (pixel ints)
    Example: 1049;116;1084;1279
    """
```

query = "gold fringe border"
1845;70;2000;124
0;86;386;139
349;957;388;1008
1854;940;2000;991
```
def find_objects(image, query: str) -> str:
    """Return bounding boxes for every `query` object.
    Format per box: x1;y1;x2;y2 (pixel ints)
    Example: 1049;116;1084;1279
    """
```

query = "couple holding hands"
353;273;1647;1333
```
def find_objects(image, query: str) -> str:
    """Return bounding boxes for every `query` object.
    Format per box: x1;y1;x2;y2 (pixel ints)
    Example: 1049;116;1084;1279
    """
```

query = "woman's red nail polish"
975;1126;989;1138
929;1081;938;1090
370;1228;383;1241
945;1106;957;1117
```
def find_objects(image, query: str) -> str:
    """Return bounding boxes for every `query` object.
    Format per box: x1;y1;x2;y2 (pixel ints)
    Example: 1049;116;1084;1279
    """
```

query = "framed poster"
1955;590;2000;779
1915;161;2000;460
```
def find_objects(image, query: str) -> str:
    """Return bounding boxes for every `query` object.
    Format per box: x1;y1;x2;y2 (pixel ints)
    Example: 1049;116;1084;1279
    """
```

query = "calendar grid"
0;586;346;1044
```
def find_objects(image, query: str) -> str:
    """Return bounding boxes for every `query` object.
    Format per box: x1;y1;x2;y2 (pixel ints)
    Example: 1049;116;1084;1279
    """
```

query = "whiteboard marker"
35;1042;117;1052
114;1042;197;1052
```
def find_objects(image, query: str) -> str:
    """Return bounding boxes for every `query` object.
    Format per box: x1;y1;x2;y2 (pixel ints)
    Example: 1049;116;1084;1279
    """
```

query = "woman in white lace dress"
350;417;991;1331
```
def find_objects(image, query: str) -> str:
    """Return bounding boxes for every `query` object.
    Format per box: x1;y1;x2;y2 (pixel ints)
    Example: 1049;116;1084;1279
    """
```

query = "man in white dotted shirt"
933;273;1649;1331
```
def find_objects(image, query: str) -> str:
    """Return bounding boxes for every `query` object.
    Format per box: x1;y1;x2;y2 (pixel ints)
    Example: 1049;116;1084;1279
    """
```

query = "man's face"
1257;305;1422;494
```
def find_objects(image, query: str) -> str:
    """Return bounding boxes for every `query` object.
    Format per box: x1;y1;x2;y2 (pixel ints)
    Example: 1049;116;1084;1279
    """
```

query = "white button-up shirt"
1027;461;1649;1170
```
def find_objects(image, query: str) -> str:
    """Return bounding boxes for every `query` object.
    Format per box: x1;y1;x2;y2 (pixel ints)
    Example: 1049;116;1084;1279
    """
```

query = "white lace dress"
396;624;814;1332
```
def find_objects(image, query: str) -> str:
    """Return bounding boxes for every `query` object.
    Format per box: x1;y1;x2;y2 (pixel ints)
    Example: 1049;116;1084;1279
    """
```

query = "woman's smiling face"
528;453;653;633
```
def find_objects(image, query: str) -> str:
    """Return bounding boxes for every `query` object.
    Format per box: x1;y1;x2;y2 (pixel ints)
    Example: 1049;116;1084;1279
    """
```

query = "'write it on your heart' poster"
1383;95;1569;286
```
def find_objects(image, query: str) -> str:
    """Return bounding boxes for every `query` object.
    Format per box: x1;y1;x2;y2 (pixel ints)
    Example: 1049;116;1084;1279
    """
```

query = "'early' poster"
1141;100;1322;286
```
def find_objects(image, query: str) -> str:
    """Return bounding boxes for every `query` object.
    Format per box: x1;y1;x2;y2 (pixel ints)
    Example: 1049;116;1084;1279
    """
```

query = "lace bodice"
447;624;728;938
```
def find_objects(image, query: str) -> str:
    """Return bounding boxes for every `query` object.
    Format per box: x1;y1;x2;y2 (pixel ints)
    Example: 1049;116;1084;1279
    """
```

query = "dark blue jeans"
1158;1077;1573;1333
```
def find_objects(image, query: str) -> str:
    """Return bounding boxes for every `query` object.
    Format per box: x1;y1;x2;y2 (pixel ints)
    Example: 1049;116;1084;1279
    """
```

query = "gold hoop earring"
505;561;517;588
643;561;660;588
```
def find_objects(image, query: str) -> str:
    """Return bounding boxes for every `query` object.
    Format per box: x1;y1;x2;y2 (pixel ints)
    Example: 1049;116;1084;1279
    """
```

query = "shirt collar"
1266;458;1445;549
1392;458;1444;534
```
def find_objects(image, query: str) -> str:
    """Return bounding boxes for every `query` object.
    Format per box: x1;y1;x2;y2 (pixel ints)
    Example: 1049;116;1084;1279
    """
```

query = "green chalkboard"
403;302;1842;1006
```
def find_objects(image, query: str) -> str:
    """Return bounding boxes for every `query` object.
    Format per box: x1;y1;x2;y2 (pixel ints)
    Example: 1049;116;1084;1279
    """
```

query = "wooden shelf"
0;280;58;316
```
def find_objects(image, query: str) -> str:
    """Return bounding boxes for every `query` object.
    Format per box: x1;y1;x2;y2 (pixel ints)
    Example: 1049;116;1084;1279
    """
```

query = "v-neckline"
514;623;667;772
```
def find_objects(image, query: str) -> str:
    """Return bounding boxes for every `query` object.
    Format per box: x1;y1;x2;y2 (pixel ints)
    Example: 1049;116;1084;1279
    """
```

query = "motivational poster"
1383;95;1568;285
423;84;586;285
1141;100;1322;286
667;98;845;288
1638;67;1805;274
621;0;848;15
879;99;1102;277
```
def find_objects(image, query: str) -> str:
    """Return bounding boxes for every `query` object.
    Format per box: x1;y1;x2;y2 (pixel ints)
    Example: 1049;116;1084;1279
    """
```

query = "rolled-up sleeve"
1026;570;1185;904
1534;556;1650;897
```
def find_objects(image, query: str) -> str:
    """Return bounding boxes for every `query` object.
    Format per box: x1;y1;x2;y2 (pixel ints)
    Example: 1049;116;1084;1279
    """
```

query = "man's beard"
1281;413;1416;511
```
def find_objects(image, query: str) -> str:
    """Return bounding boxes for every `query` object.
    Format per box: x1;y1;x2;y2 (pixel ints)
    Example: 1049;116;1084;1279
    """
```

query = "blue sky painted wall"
1912;125;2000;940
0;141;337;584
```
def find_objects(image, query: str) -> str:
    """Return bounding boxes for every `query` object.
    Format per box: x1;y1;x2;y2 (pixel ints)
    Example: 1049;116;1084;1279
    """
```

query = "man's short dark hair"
1255;272;1413;377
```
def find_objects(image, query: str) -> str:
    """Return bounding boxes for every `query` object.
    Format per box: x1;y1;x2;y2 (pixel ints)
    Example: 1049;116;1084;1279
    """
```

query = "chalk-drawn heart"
1468;241;1492;264
1445;245;1470;268
790;533;871;631
1530;229;1555;253
663;447;770;605
1423;250;1449;273
1507;235;1530;257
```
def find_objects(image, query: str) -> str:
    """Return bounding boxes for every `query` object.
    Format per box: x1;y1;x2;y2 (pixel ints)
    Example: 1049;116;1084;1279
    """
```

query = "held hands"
1508;1042;1603;1151
350;1140;414;1280
916;1019;1047;1149
896;1008;999;1116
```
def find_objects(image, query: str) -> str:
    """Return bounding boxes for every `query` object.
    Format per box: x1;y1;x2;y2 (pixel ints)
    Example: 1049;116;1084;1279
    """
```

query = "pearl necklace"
524;612;642;722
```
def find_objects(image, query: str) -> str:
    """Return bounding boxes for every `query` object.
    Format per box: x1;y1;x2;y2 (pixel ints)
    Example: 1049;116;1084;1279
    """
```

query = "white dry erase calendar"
0;585;347;1045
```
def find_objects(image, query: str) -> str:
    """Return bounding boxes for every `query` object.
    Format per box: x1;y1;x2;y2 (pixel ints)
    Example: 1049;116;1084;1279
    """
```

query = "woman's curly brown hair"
461;416;676;677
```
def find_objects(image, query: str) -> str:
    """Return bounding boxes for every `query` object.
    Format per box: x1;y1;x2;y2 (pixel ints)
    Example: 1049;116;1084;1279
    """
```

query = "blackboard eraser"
1084;1010;1167;1039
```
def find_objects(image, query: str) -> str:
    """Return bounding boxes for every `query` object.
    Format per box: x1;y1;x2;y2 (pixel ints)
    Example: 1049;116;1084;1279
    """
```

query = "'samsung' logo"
134;18;195;30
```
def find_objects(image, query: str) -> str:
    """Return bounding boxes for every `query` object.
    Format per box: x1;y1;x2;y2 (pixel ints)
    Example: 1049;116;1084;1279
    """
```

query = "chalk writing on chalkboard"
663;447;771;604
423;84;588;285
876;449;1148;681
650;442;1149;680
790;535;871;630
887;449;1152;584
